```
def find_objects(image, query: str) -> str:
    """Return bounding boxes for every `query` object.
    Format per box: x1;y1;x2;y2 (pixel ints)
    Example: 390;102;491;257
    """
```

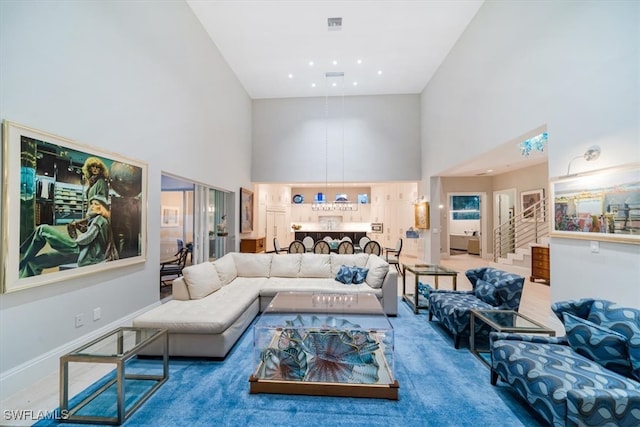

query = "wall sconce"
567;145;601;175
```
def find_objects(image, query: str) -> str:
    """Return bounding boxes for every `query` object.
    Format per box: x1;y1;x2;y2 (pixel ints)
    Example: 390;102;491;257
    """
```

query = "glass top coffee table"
249;292;398;400
470;309;556;367
402;264;458;313
60;327;168;425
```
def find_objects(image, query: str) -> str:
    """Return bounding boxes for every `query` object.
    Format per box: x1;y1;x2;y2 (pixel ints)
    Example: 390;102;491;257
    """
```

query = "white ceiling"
187;0;484;99
187;0;547;177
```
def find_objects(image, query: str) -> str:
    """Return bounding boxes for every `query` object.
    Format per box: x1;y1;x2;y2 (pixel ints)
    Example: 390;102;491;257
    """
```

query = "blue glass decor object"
315;192;325;203
519;132;548;157
358;194;368;204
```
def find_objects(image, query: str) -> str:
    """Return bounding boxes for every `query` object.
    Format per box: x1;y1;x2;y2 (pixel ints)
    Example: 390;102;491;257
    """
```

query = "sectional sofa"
133;252;397;358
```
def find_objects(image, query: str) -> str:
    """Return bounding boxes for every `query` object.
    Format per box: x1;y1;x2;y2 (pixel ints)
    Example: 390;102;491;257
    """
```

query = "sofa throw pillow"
182;262;222;299
586;300;640;381
335;265;355;284
563;312;632;377
474;279;499;306
213;254;237;286
351;266;369;284
364;255;388;289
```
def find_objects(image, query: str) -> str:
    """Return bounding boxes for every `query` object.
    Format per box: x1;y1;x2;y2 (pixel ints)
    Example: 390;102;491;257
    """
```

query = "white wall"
252;95;421;183
0;1;252;394
421;1;640;306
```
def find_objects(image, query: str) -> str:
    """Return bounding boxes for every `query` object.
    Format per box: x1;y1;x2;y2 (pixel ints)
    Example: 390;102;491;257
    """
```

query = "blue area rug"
36;299;544;426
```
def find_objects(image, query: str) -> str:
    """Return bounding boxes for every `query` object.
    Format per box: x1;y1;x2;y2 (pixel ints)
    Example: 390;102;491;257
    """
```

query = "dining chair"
384;238;403;275
363;240;382;256
337;240;355;254
160;247;189;287
274;237;288;254
356;236;370;252
323;236;333;242
302;236;315;252
288;240;305;254
341;236;352;243
313;240;331;254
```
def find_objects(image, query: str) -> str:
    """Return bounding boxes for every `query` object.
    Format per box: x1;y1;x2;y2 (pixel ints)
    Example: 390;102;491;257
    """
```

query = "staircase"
491;198;549;276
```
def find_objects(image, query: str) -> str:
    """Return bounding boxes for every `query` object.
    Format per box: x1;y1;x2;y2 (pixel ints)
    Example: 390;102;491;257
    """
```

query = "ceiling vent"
328;17;342;31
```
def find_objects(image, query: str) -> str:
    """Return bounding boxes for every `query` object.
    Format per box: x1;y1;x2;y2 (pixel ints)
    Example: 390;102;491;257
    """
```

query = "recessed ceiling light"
311;83;316;88
288;73;293;79
308;61;314;67
487;169;494;173
352;82;358;86
332;60;338;66
332;82;337;87
357;59;362;64
377;70;383;75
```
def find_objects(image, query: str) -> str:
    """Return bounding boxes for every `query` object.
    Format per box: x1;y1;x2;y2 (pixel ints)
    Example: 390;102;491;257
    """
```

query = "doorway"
493;188;516;259
447;192;487;257
160;173;234;298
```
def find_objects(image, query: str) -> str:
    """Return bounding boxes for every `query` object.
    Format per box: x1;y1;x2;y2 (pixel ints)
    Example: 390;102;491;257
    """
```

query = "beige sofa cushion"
271;253;302;277
329;253;369;276
365;255;389;289
299;254;331;278
232;253;273;277
214;254;238;285
182;262;221;299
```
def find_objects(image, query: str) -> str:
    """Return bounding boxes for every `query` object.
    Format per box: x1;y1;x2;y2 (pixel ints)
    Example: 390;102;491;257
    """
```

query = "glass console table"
470;309;556;367
249;292;398;400
60;327;168;425
402;264;458;314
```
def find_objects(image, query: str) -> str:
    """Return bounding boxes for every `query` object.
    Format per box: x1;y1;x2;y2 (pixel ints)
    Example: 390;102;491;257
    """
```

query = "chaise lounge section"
133;252;397;358
491;298;640;426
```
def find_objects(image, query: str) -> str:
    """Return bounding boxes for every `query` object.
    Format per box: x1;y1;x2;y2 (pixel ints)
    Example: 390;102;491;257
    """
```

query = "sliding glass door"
161;174;233;264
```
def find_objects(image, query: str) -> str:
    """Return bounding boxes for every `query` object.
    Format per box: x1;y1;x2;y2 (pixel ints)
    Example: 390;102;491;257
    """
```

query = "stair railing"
493;198;549;262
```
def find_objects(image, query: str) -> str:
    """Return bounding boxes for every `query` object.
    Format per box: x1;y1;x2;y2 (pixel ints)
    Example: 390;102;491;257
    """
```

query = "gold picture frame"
414;201;430;230
1;120;148;293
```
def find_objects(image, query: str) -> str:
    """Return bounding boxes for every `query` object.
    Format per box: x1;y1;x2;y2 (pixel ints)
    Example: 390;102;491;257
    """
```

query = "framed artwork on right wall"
550;163;640;244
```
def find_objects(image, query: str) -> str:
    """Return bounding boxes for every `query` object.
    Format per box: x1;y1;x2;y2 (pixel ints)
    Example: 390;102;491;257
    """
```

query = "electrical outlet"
93;307;101;321
75;314;84;328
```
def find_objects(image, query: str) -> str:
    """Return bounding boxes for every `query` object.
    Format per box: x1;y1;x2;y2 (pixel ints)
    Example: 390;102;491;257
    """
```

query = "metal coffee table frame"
402;264;458;314
60;327;168;425
470;309;555;368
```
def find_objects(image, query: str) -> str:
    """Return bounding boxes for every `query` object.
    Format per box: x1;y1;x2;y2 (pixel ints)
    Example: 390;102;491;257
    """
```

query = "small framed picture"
414;201;430;230
240;187;254;233
161;206;179;227
521;189;544;221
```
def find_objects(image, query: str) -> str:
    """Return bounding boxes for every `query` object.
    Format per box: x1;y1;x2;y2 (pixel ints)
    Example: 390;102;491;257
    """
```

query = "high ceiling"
187;0;547;177
187;0;484;99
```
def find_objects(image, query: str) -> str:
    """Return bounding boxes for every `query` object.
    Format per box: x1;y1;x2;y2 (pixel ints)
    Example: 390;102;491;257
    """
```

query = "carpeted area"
37;300;545;426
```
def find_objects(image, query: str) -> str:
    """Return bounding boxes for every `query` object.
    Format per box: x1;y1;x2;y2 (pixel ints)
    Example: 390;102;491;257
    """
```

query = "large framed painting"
1;121;148;293
414;201;430;230
550;163;640;244
240;187;254;233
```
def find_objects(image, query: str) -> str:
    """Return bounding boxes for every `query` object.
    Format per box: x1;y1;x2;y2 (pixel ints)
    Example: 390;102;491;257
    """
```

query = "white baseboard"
0;302;160;398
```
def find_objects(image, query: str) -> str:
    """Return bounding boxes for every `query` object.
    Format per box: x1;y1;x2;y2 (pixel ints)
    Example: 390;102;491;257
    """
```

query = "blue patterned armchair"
428;267;525;348
491;298;640;426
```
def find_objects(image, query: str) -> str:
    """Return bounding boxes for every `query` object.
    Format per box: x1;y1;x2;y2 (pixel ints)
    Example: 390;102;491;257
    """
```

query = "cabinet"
530;246;550;285
240;237;266;253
